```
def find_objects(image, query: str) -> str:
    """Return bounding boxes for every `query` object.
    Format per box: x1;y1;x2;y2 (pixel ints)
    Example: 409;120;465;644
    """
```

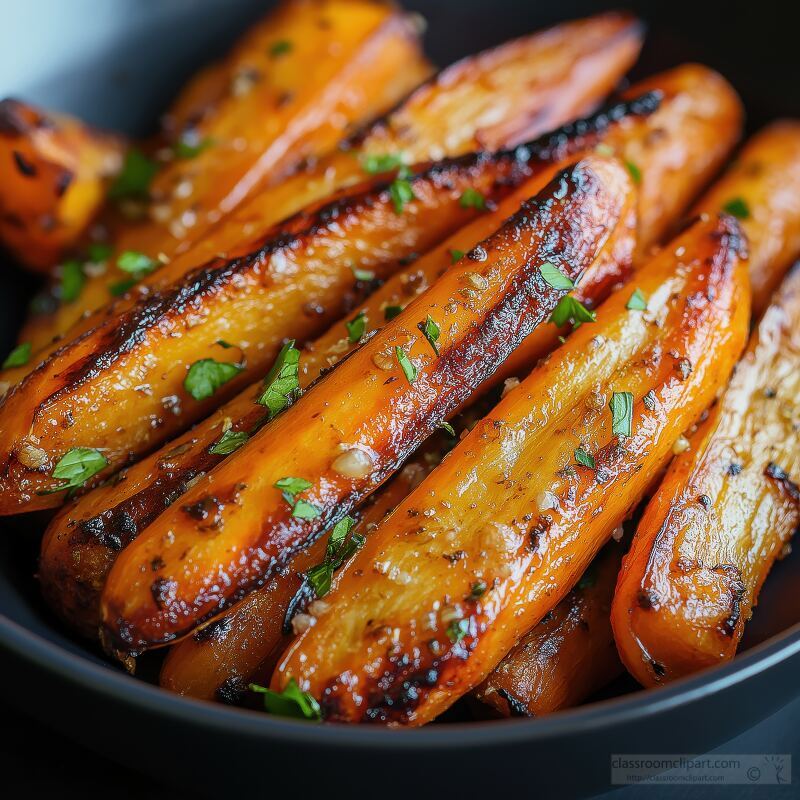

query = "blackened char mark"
712;563;747;638
764;462;800;504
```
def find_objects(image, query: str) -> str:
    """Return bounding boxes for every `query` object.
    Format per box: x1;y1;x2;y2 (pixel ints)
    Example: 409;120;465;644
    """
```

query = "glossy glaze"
99;156;635;654
273;214;749;725
613;265;800;685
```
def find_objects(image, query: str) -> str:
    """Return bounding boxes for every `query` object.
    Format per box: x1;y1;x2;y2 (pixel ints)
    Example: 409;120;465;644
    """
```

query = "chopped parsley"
291;499;320;520
59;259;85;302
249;679;321;721
574;446;596;469
625;160;642;184
184;359;243;401
610;391;634;437
274;476;318;520
459;187;487;210
723;197;750;219
446;617;469;643
626;288;648;311
395;346;417;383
418;315;440;355
469;581;486;600
109;149;158;199
389;168;415;214
2;342;31;369
43;447;107;494
351;265;376;283
117;250;159;275
549;295;595;330
345;311;367;344
174;136;213;159
539;262;574;290
450;249;465;264
383;305;402;321
87;243;113;263
257;341;301;418
306;515;365;597
361;153;404;175
439;421;455;437
209;429;249;456
269;39;293;58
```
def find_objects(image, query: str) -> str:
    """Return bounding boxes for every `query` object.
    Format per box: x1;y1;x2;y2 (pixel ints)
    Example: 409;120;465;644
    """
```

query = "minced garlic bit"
16;439;48;470
332;447;374;479
501;377;520;398
291;612;317;635
672;435;691;455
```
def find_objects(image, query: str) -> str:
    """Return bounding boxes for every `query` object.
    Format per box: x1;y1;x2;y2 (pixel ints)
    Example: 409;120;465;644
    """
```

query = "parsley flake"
43;447;107;494
351;265;376;283
625;161;642;184
574;446;596;469
59;259;85;302
209;429;249;456
389;171;415;214
291;499;320;520
117;250;159;275
539;262;574;290
306;515;365;597
446;617;469;643
610;391;634;437
250;679;320;721
184;359;243;401
174;136;214;159
384;305;402;321
723;197;750;219
257;341;301;418
109;149;158;199
439;421;455;437
361;153;404;175
2;342;31;369
269;39;293;57
450;249;465;264
549;295;595;330
345;311;366;344
395;346;417;383
459;187;487;210
626;288;648;311
418;315;440;355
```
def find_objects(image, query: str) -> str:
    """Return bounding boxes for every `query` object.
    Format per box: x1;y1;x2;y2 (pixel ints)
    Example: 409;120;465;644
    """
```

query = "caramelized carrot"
99;156;636;655
612;265;800;686
273;214;749;725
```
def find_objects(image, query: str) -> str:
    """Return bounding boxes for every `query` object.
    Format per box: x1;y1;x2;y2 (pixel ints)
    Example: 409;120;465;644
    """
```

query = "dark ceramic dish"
2;1;799;796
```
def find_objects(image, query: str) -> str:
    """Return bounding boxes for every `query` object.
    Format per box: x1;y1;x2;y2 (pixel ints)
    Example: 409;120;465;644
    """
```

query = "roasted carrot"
474;542;625;717
38;89;663;636
272;213;749;725
17;11;642;354
19;0;430;349
692;121;800;315
612;264;800;687
0;99;125;271
1;148;537;513
99;155;636;655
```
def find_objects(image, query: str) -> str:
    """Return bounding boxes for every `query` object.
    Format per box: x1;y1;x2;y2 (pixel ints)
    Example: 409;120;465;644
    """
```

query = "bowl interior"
2;0;800;728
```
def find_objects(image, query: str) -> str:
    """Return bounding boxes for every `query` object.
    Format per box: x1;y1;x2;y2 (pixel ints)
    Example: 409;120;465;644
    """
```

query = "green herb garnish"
626;288;648;311
174;136;214;160
109;149;158;199
274;476;313;502
59;259;85;302
87;243;113;263
269;39;293;57
549;296;595;330
395;346;417;383
351;265;376;282
625;160;642;184
459;187;487;210
117;250;159;275
257;340;301;418
610;391;634;437
723;197;750;219
291;499;320;520
439;421;455;437
2;342;31;369
209;429;249;456
574;446;596;469
384;305;402;321
418;315;440;356
184;359;243;401
306;515;365;597
539;262;574;290
389;171;415;214
450;249;465;264
249;679;321;721
446;617;469;643
361;153;404;175
345;311;366;344
43;447;107;494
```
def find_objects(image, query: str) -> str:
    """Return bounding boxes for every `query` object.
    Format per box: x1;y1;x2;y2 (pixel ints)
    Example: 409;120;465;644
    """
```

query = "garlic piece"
332;448;374;479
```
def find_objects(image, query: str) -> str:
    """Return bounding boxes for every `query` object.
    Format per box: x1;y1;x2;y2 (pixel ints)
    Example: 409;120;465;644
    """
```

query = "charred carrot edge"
19;0;429;349
273;213;749;726
0;147;535;512
38;92;661;636
612;264;800;687
18;10;642;356
99;155;636;655
475;541;625;718
692;120;800;315
0;99;125;271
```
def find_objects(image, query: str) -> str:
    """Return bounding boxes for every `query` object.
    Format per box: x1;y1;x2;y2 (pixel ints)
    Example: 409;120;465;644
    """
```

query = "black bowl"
2;1;799;796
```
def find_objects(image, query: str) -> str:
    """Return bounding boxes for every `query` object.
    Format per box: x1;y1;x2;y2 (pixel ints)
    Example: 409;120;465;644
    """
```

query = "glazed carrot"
692;121;800;315
0;99;125;271
612;264;800;687
1;148;536;513
39;89;660;636
99;156;637;655
20;0;430;348
273;214;749;725
17;11;642;354
474;542;625;717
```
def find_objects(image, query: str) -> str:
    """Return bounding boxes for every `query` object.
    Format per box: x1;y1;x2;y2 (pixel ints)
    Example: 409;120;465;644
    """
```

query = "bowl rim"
3;610;800;746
